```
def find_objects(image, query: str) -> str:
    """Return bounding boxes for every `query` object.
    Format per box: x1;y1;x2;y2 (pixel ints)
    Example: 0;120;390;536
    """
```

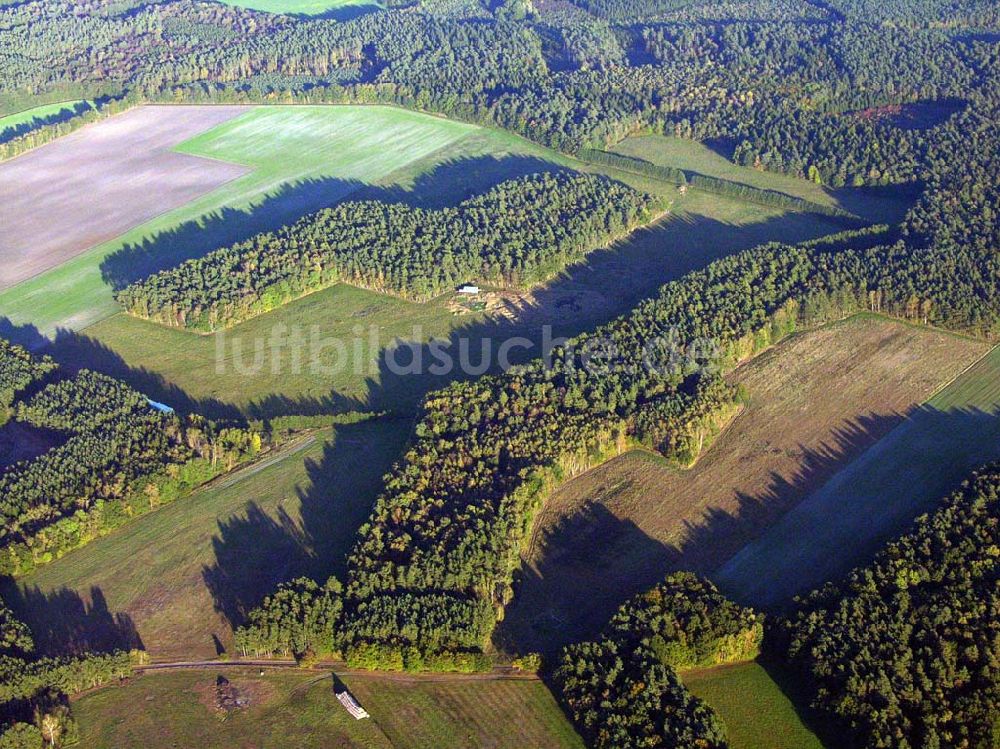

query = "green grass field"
685;663;825;749
0;99;89;133
71;285;470;417
611;135;913;224
0;105;478;337
73;670;583;749
1;418;409;660
715;339;1000;608
347;676;585;749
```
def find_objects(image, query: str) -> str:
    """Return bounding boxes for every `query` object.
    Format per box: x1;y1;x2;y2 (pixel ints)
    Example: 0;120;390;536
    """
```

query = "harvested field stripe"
714;342;1000;609
498;314;988;652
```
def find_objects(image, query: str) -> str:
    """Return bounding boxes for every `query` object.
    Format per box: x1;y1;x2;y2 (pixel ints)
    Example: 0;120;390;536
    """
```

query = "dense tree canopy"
117;172;660;329
0;600;132;746
779;463;1000;748
0;340;262;575
553;573;761;749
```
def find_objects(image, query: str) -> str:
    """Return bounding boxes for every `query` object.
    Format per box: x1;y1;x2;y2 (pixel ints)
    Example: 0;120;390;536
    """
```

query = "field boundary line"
211;431;318;491
133;659;540;682
924;342;999;405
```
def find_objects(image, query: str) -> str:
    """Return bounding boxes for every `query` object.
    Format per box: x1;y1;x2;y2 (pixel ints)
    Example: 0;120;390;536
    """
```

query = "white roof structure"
458;285;480;295
336;690;370;720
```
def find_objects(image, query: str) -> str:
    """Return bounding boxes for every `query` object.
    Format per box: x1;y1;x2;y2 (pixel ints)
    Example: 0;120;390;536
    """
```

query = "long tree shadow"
493;407;934;656
98;154;564;291
98;176;366;291
0;101;93;145
0;583;143;657
200;417;410;634
495;504;675;656
714;403;1000;611
0;318;247;418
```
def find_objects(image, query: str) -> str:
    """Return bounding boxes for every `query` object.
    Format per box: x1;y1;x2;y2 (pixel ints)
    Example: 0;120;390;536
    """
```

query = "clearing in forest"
611;135;915;224
0;419;408;661
0;105;477;337
716;341;1000;608
684;662;825;749
72;669;583;749
496;315;989;653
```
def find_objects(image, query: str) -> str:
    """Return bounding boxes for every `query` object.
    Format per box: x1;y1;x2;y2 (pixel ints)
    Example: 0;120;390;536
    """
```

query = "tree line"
0;598;134;748
0;340;263;576
117;172;660;330
776;462;1000;748
552;572;762;749
2;0;996;190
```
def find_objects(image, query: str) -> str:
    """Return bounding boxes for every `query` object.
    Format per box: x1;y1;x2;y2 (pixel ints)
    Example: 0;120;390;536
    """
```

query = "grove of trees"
778;463;1000;748
117;172;659;330
553;572;761;749
0;340;263;576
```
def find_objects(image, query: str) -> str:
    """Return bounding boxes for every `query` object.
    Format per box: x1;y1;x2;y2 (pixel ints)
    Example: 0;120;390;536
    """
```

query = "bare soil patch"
495;315;989;653
0;105;251;290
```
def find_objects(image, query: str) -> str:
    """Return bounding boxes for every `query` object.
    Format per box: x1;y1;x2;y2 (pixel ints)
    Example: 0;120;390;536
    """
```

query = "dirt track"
135;659;536;682
0;105;251;290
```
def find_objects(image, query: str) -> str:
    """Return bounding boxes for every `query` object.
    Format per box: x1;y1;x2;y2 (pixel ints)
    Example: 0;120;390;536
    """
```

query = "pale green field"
612;135;913;224
715;339;1000;608
0;99;89;133
0;418;410;660
686;663;825;749
0;105;478;337
74;670;584;749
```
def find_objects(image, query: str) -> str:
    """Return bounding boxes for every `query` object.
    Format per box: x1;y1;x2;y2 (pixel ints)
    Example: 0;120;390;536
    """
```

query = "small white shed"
336;689;370;720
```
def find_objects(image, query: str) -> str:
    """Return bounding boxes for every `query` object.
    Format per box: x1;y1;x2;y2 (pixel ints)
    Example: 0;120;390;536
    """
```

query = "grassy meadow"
715;338;1000;608
345;676;585;749
0;418;409;660
0;99;89;135
685;663;825;749
73;669;583;749
611;135;914;224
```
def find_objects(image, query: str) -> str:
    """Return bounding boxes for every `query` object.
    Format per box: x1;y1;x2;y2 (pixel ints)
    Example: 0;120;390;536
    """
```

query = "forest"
117;172;659;329
552;572;761;749
0;598;132;747
3;0;1000;745
0;340;262;576
227;77;1000;687
2;0;998;186
778;463;1000;749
